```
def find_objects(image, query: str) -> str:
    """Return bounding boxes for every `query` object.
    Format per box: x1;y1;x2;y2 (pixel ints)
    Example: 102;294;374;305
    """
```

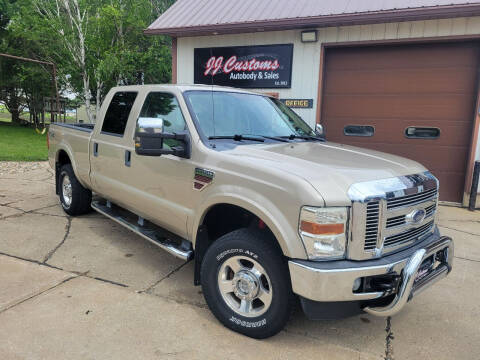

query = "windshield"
183;91;315;139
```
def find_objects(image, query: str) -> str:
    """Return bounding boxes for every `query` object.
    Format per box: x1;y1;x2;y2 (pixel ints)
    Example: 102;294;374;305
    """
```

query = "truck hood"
226;141;426;206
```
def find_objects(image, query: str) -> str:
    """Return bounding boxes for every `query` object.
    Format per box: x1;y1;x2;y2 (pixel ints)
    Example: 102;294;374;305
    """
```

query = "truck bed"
52;122;95;132
49;122;94;189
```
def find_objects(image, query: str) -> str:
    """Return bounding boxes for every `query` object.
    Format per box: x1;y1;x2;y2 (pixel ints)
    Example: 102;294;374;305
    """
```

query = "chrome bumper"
288;235;453;317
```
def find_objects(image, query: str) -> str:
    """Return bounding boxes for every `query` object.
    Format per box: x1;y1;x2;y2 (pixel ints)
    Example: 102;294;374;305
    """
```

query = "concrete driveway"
0;162;479;360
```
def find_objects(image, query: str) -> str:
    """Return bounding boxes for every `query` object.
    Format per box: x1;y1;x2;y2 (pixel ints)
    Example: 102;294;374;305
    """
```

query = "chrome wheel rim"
61;174;72;207
217;255;273;317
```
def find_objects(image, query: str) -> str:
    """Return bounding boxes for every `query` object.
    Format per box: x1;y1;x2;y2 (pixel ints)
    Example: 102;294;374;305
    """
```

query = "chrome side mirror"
315;123;324;137
136;117;164;134
135;117;190;158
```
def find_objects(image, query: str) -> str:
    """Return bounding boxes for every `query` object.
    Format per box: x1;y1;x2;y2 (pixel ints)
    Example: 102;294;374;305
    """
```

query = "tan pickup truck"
48;84;454;338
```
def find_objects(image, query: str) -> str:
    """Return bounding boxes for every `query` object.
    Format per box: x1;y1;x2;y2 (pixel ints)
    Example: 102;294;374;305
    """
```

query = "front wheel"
200;228;293;338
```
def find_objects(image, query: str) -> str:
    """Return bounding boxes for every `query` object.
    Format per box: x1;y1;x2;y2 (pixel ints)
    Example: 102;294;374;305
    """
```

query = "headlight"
299;207;348;260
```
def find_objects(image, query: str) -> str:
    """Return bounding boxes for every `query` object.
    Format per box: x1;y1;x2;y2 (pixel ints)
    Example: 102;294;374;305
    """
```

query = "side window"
101;92;138;136
139;92;187;148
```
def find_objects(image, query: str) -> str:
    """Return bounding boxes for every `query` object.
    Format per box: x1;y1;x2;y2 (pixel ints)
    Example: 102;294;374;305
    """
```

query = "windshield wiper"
208;134;265;142
281;134;325;142
258;135;290;143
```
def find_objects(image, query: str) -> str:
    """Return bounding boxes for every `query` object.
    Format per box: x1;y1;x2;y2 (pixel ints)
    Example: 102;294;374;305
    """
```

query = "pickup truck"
48;84;454;339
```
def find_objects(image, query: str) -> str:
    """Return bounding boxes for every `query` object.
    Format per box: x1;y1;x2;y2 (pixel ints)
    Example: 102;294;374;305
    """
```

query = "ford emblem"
406;209;426;224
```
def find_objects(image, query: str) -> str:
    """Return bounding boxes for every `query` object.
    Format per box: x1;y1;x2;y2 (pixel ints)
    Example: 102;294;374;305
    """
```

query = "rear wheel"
200;228;293;338
59;164;92;216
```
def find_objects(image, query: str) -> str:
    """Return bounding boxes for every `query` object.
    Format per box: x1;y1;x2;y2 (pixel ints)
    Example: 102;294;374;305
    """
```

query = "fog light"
352;278;362;291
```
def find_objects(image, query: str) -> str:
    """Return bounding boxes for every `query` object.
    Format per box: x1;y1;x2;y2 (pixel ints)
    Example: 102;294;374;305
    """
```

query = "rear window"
101;92;137;136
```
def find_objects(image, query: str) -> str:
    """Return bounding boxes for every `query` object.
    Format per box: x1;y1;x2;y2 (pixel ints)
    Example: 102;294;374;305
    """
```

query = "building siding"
176;16;480;158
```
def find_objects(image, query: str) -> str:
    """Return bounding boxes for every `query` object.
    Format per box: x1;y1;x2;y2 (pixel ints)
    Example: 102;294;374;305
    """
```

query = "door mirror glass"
136;117;164;134
135;116;190;158
315;124;324;137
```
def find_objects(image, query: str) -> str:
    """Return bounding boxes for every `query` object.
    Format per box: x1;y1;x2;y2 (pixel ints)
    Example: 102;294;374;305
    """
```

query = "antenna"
210;48;216;137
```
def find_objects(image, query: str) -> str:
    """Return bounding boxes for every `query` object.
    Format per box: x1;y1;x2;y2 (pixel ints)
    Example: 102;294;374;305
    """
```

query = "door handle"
93;143;99;157
125;150;131;167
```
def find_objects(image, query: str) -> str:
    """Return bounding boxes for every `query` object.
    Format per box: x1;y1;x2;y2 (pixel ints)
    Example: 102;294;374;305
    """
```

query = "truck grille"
364;201;380;250
384;220;434;247
385;204;436;229
386;187;437;209
350;172;439;259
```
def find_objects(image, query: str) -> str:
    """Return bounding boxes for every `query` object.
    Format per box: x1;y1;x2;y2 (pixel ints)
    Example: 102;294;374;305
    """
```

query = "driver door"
122;91;195;239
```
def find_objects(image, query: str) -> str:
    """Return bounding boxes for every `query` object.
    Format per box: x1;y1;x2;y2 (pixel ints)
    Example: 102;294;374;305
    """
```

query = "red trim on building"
171;37;177;84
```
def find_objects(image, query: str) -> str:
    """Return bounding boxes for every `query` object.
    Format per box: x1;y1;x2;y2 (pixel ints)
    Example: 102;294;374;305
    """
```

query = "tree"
12;0;174;123
0;0;56;124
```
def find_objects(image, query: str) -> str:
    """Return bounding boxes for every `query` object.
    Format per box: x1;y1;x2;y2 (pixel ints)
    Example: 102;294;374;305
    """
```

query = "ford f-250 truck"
48;84;453;338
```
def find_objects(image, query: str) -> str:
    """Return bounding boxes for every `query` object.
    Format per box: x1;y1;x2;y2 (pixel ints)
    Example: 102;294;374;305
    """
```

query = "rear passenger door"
90;91;139;208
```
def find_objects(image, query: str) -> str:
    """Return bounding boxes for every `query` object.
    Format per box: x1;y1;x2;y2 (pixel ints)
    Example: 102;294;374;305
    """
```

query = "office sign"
280;99;313;109
194;44;293;89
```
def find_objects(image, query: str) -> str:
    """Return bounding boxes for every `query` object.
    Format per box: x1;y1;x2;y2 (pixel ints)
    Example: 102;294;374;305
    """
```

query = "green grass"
0;122;48;161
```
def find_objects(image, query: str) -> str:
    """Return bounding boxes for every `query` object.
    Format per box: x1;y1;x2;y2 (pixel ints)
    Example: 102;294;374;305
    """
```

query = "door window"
139;92;187;148
405;127;440;139
344;125;375;137
101;92;138;136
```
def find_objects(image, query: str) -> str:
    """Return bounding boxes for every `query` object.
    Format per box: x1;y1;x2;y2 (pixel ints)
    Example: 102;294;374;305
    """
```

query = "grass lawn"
0;122;48;161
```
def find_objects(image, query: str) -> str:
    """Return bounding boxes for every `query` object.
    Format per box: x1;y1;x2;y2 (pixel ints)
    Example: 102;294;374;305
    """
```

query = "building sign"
280;98;313;109
194;44;293;89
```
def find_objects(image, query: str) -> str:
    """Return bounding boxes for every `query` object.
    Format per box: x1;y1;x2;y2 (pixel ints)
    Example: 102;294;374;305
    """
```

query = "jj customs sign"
194;44;293;88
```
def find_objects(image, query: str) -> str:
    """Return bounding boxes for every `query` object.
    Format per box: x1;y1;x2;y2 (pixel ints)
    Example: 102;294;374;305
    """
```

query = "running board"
91;199;193;261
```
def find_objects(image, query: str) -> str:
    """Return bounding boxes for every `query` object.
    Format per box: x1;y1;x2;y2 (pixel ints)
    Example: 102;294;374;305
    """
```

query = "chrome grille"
386;214;406;228
364;201;379;250
386;203;437;229
387;187;437;209
425;204;436;218
384;221;434;247
348;172;439;260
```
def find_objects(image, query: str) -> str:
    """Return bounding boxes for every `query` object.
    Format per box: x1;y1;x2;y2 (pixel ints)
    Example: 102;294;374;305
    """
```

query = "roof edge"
144;4;480;37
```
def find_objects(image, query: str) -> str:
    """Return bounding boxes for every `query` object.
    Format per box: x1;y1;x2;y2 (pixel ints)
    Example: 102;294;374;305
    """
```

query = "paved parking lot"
0;162;479;359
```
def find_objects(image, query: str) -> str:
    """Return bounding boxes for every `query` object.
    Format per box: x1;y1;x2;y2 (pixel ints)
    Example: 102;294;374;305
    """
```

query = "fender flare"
55;144;88;189
191;191;304;259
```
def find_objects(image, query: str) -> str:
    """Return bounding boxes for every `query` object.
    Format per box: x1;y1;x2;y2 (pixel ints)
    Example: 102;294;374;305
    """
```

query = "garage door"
321;42;479;202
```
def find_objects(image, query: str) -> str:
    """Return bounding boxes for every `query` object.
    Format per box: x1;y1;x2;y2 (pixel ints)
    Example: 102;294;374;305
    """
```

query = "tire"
200;228;293;339
58;164;92;216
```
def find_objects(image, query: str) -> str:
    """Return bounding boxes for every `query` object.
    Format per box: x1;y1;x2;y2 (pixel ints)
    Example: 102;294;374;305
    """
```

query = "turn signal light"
300;221;344;235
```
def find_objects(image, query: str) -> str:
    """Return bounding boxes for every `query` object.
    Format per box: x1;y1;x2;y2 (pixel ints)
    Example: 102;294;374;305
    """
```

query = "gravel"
0;161;49;176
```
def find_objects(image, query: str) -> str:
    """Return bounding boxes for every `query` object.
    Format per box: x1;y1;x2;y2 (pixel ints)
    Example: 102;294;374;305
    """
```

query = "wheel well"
193;203;280;285
57;150;71;167
55;150;71;195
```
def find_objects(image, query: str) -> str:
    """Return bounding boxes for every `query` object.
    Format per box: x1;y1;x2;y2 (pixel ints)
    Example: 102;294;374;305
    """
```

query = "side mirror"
315;123;325;139
135;117;190;158
136;117;164;134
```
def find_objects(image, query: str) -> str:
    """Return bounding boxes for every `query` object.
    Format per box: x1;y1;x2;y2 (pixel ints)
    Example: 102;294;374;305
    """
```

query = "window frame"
100;91;138;137
137;91;189;137
343;124;375;137
404;126;441;139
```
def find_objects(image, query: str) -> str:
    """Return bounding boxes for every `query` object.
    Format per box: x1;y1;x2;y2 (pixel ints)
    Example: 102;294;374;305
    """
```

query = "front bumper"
288;232;453;317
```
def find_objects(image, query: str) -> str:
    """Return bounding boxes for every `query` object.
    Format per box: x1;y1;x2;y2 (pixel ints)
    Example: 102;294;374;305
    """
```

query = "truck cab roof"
108;84;269;96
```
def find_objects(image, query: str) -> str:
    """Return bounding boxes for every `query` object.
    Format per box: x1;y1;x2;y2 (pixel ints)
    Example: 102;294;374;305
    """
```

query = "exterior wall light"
301;30;317;43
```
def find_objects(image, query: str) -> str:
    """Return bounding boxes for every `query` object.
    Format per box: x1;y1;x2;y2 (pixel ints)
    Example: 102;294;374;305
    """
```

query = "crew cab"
48;85;453;338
